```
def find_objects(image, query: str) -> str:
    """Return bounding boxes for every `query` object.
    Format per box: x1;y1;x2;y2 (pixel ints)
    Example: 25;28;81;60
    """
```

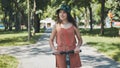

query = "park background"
0;0;120;68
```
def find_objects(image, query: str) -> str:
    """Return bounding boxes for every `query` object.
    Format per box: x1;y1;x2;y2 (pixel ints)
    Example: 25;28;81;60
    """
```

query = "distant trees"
0;0;49;32
0;0;120;35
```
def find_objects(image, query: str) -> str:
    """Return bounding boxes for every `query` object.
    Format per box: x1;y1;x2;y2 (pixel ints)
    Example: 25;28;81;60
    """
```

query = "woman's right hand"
52;49;59;54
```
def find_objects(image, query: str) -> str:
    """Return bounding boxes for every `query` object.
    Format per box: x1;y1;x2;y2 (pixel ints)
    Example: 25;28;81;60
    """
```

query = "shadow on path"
81;55;120;68
81;45;120;68
0;33;52;59
0;33;120;68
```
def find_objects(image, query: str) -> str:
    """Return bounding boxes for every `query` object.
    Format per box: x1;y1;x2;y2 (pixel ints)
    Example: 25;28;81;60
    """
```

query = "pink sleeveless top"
56;24;76;51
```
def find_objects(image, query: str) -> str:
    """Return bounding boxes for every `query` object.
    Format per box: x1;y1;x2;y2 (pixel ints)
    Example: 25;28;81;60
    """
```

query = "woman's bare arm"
49;25;57;51
74;26;83;48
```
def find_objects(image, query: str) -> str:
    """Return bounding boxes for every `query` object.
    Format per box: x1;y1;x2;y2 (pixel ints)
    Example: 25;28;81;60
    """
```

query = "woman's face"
59;10;67;21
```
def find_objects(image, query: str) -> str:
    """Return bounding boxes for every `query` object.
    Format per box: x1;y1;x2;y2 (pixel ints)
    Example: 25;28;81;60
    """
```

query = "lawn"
0;54;18;68
0;30;42;46
80;28;120;62
0;29;43;68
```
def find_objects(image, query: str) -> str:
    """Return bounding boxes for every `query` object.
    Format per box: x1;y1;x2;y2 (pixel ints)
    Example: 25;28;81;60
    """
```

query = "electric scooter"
53;50;81;68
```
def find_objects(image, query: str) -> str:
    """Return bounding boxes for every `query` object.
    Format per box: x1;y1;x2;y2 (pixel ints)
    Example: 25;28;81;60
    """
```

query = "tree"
1;0;12;30
100;0;105;35
72;0;93;31
27;0;31;41
12;0;27;31
30;0;49;33
1;0;27;31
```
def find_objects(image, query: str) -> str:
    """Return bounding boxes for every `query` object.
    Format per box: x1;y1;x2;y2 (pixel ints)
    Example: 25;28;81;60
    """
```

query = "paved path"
0;33;120;68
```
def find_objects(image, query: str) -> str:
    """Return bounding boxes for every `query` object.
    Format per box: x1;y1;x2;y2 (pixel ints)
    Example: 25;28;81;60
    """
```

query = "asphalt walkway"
0;33;120;68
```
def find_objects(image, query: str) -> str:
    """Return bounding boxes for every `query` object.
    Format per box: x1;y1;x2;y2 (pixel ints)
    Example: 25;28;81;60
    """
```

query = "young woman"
49;4;83;68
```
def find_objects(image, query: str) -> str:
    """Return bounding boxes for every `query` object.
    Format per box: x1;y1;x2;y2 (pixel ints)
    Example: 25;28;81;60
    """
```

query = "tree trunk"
32;0;40;33
27;0;31;41
15;12;21;31
8;12;13;31
3;13;8;31
100;0;105;35
88;3;93;31
35;14;40;33
84;7;89;29
8;20;12;31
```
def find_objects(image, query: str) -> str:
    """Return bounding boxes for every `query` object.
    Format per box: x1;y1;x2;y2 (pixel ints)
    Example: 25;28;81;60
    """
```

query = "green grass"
0;29;43;68
80;28;120;62
0;30;42;46
80;27;119;37
0;54;18;68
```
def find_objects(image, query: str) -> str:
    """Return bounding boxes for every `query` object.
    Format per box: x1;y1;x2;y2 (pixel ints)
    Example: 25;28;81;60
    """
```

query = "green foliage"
92;3;101;23
43;5;56;18
105;0;120;20
0;54;18;68
0;0;120;42
35;0;50;10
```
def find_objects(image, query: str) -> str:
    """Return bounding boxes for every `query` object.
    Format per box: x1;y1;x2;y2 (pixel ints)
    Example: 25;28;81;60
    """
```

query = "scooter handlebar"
53;50;82;55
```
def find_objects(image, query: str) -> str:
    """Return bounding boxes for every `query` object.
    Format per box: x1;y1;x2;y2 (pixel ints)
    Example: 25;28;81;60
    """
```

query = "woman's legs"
70;54;82;68
56;55;66;68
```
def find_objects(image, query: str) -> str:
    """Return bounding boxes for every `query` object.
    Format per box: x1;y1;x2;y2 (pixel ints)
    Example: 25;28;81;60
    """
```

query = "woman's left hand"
74;47;80;53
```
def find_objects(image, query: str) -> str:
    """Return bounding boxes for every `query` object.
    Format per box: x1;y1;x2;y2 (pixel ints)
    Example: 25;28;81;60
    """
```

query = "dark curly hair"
56;11;78;28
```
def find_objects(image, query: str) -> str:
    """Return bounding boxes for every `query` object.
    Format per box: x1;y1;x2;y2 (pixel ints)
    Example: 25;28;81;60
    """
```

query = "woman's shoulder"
55;23;61;27
52;23;60;30
72;25;79;30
